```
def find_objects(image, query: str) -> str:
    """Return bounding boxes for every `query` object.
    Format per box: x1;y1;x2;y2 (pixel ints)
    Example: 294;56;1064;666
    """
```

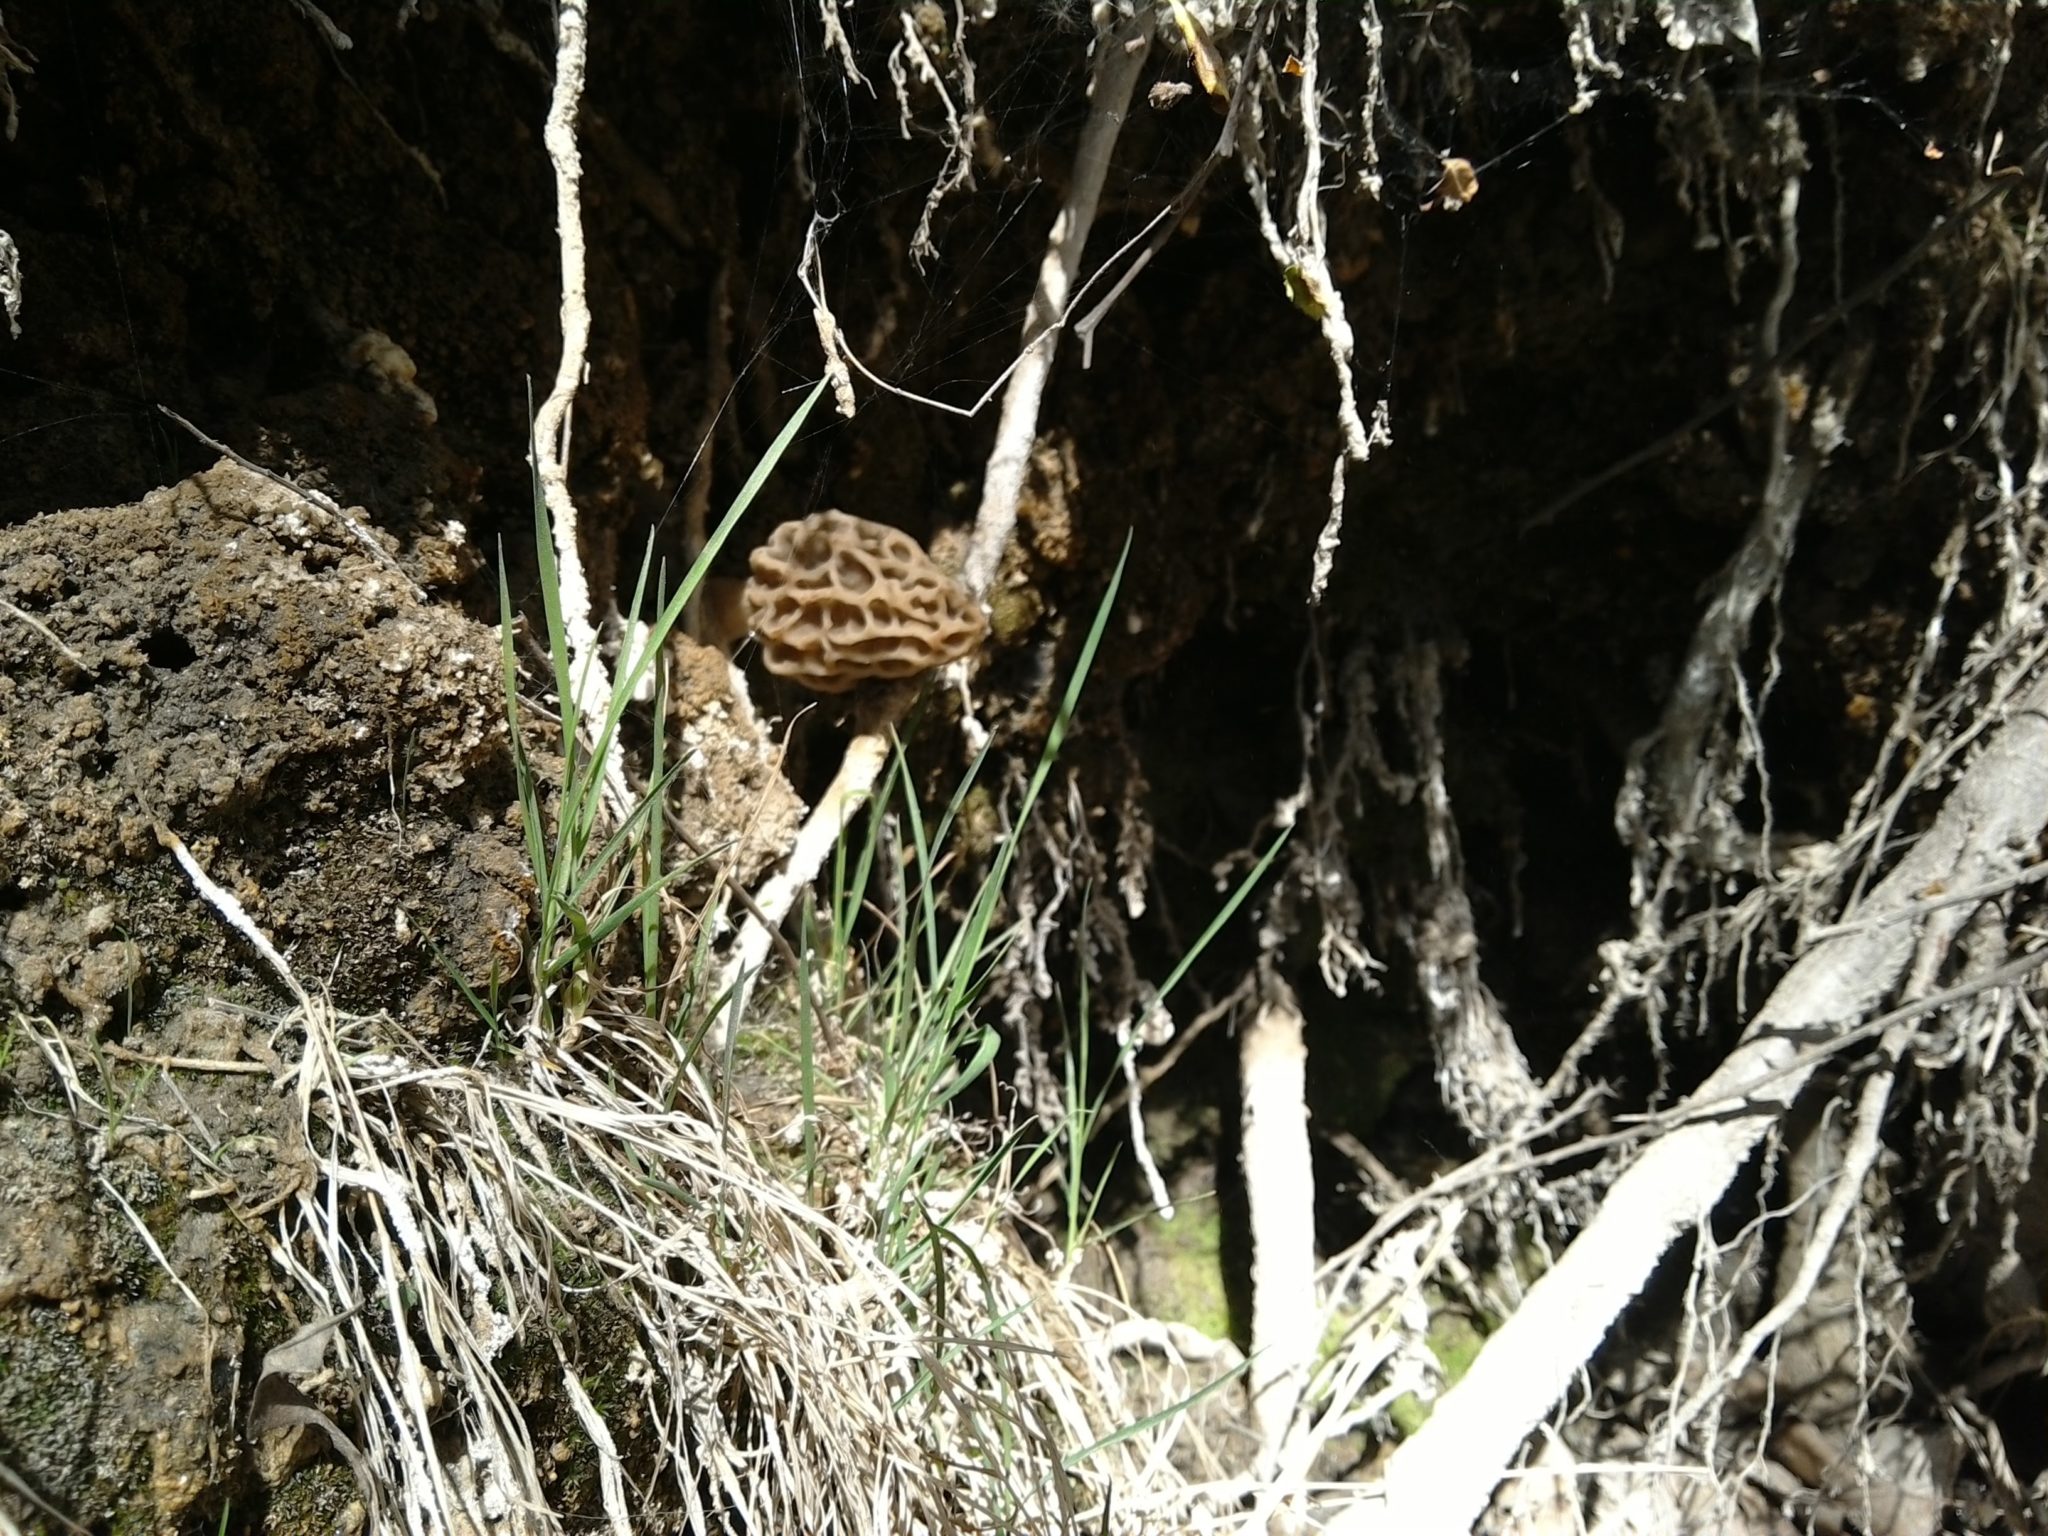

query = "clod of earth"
743;510;985;694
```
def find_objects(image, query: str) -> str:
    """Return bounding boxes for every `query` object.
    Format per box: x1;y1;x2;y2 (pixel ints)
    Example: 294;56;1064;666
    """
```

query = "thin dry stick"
156;405;428;601
960;7;1152;598
96;1041;272;1075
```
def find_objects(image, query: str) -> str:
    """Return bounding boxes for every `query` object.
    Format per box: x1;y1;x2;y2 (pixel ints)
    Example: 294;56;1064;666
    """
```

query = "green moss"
263;1461;359;1535
0;1308;98;1512
1132;1198;1232;1344
954;784;1000;860
1385;1300;1492;1439
986;584;1043;646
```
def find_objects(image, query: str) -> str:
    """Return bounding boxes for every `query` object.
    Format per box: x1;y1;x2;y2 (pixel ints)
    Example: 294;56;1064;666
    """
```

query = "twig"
1801;859;2048;942
960;7;1152;599
1070;7;1265;369
96;1040;273;1075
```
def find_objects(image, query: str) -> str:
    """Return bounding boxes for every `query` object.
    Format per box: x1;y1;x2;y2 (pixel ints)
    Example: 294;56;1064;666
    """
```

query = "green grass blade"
612;378;827;708
1062;1355;1251;1468
1142;823;1291;1031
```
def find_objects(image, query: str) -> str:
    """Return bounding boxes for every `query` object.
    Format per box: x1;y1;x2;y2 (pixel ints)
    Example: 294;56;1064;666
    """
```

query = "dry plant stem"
1334;668;2048;1536
710;726;894;1056
559;1362;631;1536
530;0;628;810
960;6;1151;598
93;1041;272;1075
1241;979;1318;1472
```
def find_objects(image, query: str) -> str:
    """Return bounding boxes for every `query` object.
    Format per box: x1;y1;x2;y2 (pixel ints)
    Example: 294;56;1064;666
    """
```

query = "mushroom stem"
707;704;904;1057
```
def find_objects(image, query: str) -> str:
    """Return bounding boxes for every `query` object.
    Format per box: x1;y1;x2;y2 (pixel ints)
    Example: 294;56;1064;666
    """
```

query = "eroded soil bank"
4;0;2048;1530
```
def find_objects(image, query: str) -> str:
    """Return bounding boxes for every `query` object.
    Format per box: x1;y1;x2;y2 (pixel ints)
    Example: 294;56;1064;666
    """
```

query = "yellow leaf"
1282;263;1330;320
1165;0;1229;101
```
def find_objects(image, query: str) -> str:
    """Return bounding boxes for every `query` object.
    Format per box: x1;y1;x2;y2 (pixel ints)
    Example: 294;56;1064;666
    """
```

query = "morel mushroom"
743;511;986;694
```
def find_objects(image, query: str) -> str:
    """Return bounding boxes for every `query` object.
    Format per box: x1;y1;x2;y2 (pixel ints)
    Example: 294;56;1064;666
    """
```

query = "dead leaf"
1148;80;1195;110
1282;263;1331;320
1432;156;1480;211
1165;0;1229;101
247;1309;380;1515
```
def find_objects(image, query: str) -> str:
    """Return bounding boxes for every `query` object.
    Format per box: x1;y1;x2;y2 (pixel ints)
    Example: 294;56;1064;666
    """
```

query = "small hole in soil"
143;629;198;671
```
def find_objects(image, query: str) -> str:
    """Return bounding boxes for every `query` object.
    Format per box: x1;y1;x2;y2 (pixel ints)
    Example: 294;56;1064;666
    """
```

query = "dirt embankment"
2;1;2045;1529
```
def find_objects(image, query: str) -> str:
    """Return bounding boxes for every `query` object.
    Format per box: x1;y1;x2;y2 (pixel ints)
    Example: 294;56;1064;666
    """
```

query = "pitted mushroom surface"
743;511;986;693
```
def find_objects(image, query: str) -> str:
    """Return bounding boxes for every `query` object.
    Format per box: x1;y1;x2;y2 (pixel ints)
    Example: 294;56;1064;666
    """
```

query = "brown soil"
1;0;2044;1529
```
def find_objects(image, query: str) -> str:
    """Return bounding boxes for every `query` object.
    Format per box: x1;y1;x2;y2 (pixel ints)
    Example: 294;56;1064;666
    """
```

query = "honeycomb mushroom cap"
743;511;987;694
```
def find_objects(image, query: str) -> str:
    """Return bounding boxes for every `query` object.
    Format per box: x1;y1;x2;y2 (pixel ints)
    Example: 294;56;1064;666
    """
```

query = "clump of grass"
498;378;825;1029
772;534;1292;1522
130;385;1272;1536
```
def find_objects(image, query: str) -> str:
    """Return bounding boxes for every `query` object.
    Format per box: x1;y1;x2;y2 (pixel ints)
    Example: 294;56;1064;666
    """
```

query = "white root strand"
529;0;629;814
